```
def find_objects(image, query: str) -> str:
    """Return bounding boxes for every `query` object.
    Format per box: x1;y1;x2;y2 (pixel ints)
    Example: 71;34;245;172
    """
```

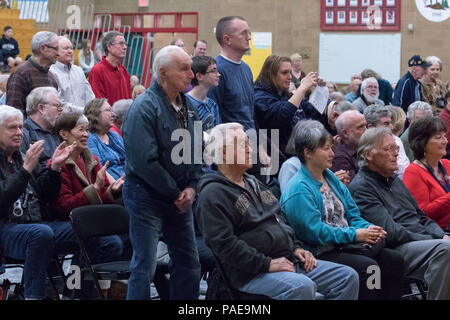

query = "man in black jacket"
0;26;21;72
195;122;359;299
0;106;75;299
349;126;450;299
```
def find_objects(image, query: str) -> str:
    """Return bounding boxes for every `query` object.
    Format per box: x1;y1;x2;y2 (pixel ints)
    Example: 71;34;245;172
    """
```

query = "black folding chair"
70;204;169;300
70;204;132;300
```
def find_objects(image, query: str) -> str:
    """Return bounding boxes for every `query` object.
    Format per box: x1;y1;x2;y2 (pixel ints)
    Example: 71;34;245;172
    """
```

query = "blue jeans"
239;259;359;300
0;222;78;299
0;222;124;299
123;180;201;300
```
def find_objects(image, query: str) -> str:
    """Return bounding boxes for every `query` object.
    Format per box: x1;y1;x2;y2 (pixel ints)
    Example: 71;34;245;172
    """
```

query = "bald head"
57;36;73;65
336;110;367;146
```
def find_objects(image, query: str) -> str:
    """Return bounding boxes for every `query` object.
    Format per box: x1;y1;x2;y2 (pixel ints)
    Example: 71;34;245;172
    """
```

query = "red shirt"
403;160;450;230
110;124;122;138
88;57;131;106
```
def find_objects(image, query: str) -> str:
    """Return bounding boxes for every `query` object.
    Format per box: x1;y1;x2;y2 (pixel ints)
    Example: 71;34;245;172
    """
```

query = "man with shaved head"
332;110;367;183
122;45;202;300
207;16;255;131
49;36;95;112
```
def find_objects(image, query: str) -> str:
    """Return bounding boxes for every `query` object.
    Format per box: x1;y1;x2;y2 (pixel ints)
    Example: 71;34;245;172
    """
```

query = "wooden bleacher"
0;7;41;61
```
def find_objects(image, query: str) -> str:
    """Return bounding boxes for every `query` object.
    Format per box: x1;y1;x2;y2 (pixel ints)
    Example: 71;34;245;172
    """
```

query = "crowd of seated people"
1;14;450;302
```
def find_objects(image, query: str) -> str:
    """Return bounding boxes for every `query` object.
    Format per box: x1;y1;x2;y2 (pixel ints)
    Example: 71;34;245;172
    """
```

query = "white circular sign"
415;0;450;22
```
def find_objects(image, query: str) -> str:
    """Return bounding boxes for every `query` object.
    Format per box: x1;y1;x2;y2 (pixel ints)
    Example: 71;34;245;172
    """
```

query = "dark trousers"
318;248;406;300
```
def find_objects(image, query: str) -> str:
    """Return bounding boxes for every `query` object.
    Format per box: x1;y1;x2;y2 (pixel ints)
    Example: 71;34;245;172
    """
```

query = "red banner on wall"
320;0;401;31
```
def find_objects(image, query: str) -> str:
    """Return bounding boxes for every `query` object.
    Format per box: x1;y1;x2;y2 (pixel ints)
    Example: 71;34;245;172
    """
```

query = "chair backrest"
70;204;129;240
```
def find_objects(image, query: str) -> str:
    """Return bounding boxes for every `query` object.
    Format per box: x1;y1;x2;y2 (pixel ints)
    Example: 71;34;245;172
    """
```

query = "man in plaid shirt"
6;31;59;115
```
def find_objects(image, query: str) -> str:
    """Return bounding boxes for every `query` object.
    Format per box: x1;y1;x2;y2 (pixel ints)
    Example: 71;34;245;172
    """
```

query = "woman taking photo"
280;120;405;300
420;56;449;114
254;54;322;161
403;116;450;231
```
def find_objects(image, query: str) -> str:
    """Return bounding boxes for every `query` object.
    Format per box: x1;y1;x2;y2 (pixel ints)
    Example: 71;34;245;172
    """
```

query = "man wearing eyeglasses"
20;86;63;167
88;31;132;106
49;37;95;113
6;31;59;114
349;126;450;300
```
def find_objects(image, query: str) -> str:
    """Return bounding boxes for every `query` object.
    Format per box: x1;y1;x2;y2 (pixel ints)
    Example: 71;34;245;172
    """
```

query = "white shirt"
49;61;95;113
394;135;410;180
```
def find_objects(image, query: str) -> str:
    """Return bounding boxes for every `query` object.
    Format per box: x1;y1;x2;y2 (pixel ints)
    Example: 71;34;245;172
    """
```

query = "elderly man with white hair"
20;86;63;166
121;45;202;300
352;77;385;113
332;110;367;183
6;31;59;113
400;101;433;162
349;126;450;300
0;105;76;299
196;122;359;300
49;36;95;113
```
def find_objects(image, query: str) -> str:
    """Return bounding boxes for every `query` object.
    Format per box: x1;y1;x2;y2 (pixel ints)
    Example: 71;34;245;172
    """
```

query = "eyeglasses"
230;29;252;37
12;199;23;217
382;145;400;154
205;68;219;74
112;41;127;47
45;44;59;51
44;103;63;111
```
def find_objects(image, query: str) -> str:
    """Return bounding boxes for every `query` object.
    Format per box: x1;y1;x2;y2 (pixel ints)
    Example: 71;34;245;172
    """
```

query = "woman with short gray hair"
420;55;449;114
280;120;405;300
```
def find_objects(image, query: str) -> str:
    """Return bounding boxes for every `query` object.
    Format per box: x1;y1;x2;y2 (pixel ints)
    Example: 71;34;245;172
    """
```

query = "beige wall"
90;0;450;84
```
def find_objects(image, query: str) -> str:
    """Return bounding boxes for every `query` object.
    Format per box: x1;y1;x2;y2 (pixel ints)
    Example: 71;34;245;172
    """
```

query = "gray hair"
335;110;362;135
112;99;133;122
335;101;357;115
360;77;378;92
204;122;244;165
329;91;345;102
426;56;442;71
406;101;433;120
357;126;392;168
31;31;58;55
292;120;331;164
26;86;58;116
0;105;23;127
102;31;123;56
364;104;392;127
152;45;186;81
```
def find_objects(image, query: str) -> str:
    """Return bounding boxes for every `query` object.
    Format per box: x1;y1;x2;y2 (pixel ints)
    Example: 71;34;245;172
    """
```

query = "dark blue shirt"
207;55;255;131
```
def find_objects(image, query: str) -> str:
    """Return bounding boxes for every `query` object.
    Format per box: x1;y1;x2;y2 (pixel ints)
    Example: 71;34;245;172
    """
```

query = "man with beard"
352;77;384;113
20;86;62;166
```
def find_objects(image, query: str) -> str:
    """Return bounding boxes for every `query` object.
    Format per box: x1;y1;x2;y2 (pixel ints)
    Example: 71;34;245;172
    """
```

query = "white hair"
360;77;378;92
204;122;244;165
0;105;23;127
152;45;186;81
357;126;392;168
26;86;58;116
406;101;433;120
426;56;442;70
112;99;133;121
31;31;59;55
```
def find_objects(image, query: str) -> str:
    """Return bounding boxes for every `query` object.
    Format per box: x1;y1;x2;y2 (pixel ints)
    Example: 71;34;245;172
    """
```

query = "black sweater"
195;171;304;288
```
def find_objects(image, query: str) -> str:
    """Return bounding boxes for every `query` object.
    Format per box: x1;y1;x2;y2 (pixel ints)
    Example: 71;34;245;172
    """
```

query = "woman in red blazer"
50;112;124;220
403;116;450;231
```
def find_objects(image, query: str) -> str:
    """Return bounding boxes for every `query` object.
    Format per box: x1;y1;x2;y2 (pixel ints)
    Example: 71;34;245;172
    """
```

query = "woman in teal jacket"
280;120;405;300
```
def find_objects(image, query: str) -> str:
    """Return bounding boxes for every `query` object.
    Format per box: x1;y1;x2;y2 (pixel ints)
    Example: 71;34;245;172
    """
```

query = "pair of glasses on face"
205;68;219;74
112;41;127;47
45;44;59;51
382;145;400;154
43;103;63;111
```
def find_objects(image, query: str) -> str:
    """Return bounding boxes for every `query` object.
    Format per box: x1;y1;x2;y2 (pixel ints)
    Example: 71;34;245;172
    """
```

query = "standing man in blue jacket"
393;55;431;114
122;45;202;300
